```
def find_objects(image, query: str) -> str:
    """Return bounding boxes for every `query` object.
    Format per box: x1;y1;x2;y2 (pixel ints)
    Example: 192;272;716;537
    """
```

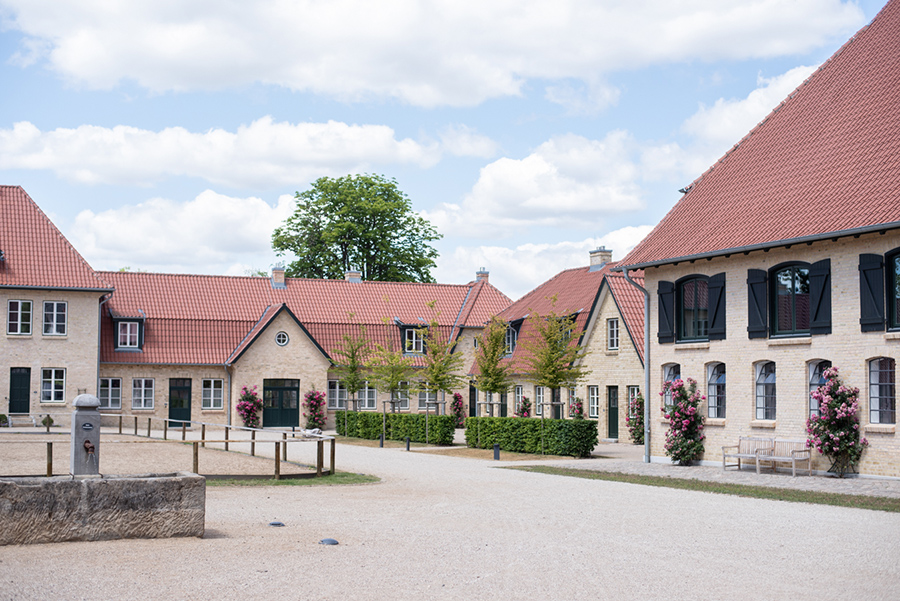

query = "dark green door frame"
9;368;30;414
607;386;619;439
168;378;192;426
263;379;300;427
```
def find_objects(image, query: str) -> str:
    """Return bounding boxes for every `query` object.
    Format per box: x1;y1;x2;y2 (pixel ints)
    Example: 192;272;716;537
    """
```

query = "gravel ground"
1;427;899;600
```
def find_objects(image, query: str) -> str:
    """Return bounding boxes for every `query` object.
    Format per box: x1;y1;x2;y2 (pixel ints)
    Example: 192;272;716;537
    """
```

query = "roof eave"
0;284;114;293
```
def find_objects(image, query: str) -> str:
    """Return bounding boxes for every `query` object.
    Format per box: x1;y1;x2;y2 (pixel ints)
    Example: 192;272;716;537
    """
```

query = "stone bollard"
71;394;101;476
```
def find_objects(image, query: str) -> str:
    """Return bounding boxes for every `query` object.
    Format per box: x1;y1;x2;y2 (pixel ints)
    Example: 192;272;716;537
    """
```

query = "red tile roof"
0;186;111;291
606;271;645;362
98;270;510;366
621;0;900;268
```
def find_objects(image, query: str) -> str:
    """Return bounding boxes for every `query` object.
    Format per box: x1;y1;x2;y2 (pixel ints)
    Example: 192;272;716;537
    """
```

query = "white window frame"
360;382;377;410
628;386;641;417
588;385;599;418
869;357;896;425
275;331;289;346
535;386;544;416
118;321;140;348
418;389;437;410
607;318;619;351
755;362;776;420
505;327;517;356
99;377;122;409
42;301;67;336
132;378;154;410
397;381;410;410
663;363;680;407
41;368;65;403
808;360;831;417
405;328;424;354
514;385;524;414
7;300;32;335
202;379;224;410
707;363;726;419
328;380;348;409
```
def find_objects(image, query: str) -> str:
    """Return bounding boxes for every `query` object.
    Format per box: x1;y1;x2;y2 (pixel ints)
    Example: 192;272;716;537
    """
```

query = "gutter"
620;269;650;464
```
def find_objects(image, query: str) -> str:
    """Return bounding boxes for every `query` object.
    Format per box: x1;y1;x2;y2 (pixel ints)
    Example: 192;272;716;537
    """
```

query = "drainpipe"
621;269;650;464
224;363;233;426
97;292;113;395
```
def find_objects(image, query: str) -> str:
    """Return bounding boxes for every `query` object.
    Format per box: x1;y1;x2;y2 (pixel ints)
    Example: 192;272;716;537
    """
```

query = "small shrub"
806;366;868;477
660;378;705;465
515;396;532;418
465;416;597;457
625;393;644;445
41;415;54;428
236;385;263;428
337;411;454;445
303;389;327;430
450;392;465;428
569;398;584;420
0;414;8;426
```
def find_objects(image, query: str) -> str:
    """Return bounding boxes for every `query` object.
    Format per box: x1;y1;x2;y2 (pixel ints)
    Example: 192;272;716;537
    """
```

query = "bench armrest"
791;449;811;457
722;445;739;452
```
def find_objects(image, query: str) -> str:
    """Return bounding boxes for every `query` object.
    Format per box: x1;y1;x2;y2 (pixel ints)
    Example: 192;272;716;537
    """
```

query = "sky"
0;0;889;300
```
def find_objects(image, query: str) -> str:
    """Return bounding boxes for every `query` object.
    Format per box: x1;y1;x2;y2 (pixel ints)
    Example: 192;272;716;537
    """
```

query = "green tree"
366;326;416;406
272;174;441;282
474;315;514;413
332;318;370;421
416;302;466;404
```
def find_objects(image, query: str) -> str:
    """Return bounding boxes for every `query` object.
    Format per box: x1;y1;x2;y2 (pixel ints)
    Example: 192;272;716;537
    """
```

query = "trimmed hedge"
335;411;455;446
464;416;598;458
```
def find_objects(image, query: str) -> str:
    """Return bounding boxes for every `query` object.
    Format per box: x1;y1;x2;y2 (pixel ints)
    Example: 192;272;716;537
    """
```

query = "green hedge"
335;411;455;445
464;416;598;458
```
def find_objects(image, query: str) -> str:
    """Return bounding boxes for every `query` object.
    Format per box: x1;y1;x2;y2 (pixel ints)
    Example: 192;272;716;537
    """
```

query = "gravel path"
1;427;899;600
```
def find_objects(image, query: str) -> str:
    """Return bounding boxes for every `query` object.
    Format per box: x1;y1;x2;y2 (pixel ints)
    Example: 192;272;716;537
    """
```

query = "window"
755;362;776;420
663;364;680;407
41;368;65;402
132;379;154;409
405;328;424;354
535;386;544;416
7;300;32;335
418;389;437;410
99;378;122;409
808;360;831;417
397;381;410;410
360;382;377;410
588;385;599;418
892;254;900;329
869;358;896;424
773;265;810;335
679;278;708;340
202;379;224;410
275;331;289;346
514;385;524;414
607;318;619;350
628;386;641;417
328;380;347;409
505;326;517;356
707;363;726;418
43;302;66;335
858;251;900;332
118;322;140;348
473;337;478;349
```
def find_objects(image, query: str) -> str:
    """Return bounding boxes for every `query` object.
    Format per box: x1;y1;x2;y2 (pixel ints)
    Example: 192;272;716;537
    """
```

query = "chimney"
345;269;362;283
475;267;489;284
271;265;286;289
589;247;613;272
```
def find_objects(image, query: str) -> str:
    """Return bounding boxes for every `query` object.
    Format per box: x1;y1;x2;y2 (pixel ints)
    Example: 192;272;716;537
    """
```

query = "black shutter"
809;259;832;335
859;253;885;332
747;269;768;339
707;272;727;340
658;281;675;344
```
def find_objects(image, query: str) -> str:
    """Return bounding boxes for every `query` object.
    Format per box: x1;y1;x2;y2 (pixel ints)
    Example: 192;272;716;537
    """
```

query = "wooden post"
250;429;256;456
330;438;335;475
316;440;323;477
224;426;229;451
181;422;186;441
192;442;199;474
46;442;52;477
134;415;138;436
201;424;206;448
274;442;281;480
163;419;168;440
45;414;50;434
118;415;123;434
282;432;287;461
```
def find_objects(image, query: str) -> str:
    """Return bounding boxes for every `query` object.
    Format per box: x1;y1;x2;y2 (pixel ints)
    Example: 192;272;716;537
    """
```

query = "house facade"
618;0;900;477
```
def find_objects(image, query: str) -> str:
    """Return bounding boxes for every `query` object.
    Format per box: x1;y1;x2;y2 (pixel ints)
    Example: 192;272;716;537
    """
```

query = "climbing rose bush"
303;389;327;430
661;378;705;465
450;392;465;428
515;396;532;418
806;366;869;477
625;392;645;445
569;397;585;420
236;385;263;428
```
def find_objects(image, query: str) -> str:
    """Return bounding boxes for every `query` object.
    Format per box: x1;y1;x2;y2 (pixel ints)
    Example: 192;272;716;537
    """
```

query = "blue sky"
0;0;888;299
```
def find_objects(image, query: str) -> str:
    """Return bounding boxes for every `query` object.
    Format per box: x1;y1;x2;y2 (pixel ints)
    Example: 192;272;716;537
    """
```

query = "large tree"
272;174;441;282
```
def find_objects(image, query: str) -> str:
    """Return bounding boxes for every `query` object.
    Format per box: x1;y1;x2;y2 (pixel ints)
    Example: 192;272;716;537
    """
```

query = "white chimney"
589;247;613;271
345;269;362;283
271;265;286;289
475;268;489;284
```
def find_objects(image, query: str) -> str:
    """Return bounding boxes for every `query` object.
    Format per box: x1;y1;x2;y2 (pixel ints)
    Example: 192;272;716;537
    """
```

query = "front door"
9;368;30;414
263;379;300;427
552;388;562;419
607;386;619;439
168;378;192;426
500;392;508;417
469;383;477;417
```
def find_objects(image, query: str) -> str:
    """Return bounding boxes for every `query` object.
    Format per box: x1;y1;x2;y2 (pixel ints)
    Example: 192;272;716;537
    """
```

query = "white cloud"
425;132;644;237
437;225;654;300
544;80;620;115
68;190;295;274
0;118;497;187
0;0;864;106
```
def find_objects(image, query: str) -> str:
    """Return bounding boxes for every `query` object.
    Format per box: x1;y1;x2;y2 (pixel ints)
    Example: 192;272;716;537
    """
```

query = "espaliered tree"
367;323;416;440
474;315;515;416
332;319;370;432
415;302;466;408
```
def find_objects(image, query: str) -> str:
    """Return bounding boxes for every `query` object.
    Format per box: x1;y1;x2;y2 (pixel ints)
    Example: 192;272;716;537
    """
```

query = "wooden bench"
756;438;812;476
722;436;773;471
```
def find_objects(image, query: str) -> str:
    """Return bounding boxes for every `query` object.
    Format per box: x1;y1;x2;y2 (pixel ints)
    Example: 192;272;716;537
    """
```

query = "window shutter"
657;281;675;344
746;269;768;339
809;259;832;335
707;272;727;340
859;253;885;332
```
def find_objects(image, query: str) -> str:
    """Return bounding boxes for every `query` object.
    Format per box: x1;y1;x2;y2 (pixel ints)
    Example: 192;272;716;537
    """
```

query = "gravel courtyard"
1;429;899;600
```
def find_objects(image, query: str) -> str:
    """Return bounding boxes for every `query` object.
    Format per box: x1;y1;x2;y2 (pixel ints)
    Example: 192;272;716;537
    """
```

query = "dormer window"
405;328;424;354
115;320;143;350
505;326;517;355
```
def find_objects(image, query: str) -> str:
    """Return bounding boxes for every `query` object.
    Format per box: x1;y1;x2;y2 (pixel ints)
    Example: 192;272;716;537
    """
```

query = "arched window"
755;362;776;420
869;358;896;424
679;277;709;340
772;265;810;335
808;360;831;417
663;364;680;407
707;363;726;418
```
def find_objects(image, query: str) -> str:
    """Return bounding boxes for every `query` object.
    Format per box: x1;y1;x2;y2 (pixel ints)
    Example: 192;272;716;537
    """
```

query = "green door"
9;368;30;414
263;379;300;427
607;386;619;438
500;392;508;417
469;383;477;417
168;378;192;426
552;388;562;419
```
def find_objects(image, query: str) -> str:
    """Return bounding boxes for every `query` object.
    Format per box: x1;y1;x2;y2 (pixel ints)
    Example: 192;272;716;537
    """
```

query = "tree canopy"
416;302;466;397
272;174;441;282
522;296;590;392
474;315;514;396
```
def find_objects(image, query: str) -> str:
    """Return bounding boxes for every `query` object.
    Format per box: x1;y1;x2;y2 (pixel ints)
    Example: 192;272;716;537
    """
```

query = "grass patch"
508;466;900;513
207;471;379;487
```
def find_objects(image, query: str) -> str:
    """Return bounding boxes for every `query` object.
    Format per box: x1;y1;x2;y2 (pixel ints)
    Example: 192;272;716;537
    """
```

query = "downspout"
224;363;233;426
97;292;113;395
621;269;650;464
